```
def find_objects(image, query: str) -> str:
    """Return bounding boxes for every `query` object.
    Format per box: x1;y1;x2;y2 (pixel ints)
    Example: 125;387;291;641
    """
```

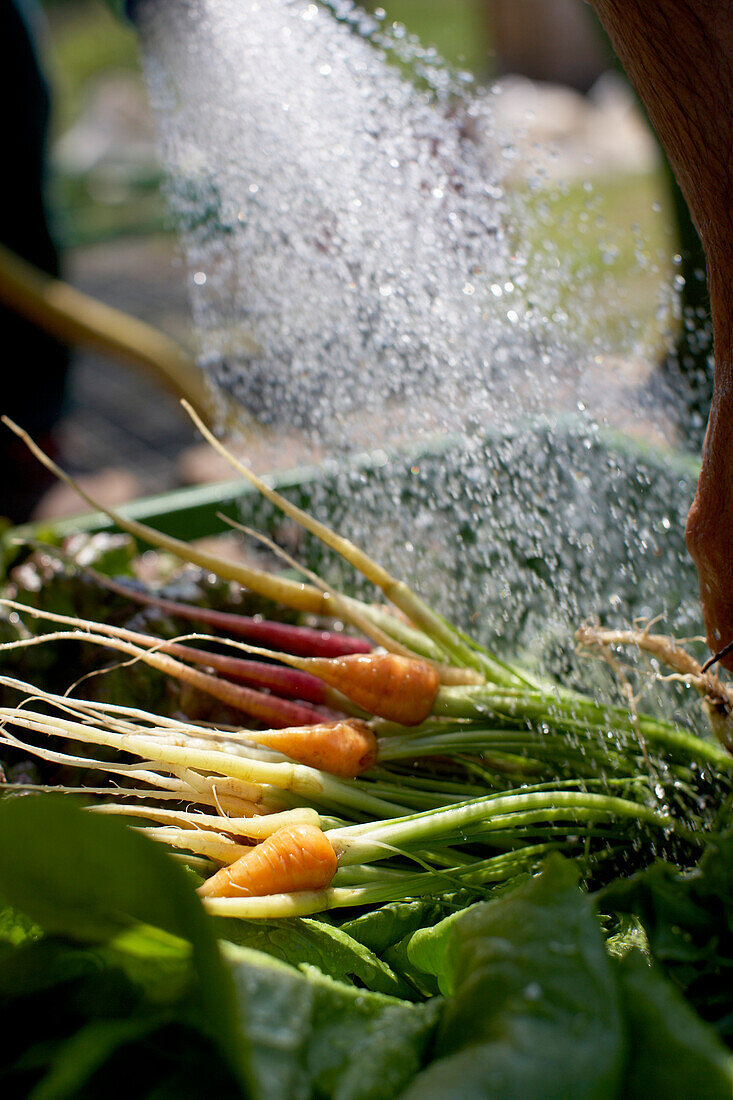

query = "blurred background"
1;0;702;522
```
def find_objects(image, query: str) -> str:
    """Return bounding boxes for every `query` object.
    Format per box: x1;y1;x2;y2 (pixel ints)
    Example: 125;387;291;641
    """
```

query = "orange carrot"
248;720;377;777
197;823;338;898
296;652;440;726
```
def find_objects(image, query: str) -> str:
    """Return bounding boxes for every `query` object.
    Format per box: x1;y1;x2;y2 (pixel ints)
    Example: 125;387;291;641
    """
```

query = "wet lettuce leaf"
401;854;733;1098
225;943;440;1100
340;893;474;955
0;795;248;1093
1;795;732;1099
340;894;479;999
402;856;625;1099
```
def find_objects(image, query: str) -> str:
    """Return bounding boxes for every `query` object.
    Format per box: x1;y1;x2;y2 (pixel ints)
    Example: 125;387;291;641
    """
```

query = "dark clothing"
1;0;69;519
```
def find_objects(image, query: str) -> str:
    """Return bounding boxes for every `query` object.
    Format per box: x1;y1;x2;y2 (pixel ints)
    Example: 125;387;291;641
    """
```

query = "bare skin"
587;1;733;667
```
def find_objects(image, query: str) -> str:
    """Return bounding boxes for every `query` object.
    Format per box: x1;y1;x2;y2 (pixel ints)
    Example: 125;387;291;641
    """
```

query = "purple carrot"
163;661;327;728
93;573;372;657
149;640;334;706
93;632;330;729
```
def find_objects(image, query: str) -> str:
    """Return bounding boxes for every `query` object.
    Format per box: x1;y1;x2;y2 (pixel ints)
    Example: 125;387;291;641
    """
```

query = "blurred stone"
31;467;142;521
53;70;159;184
492;72;659;181
177;433;323;485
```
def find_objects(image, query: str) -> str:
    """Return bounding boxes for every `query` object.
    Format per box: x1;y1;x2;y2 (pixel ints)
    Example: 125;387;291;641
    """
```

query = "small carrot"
97;637;328;728
197;823;338;898
249;720;377;777
292;652;441;726
137;641;336;706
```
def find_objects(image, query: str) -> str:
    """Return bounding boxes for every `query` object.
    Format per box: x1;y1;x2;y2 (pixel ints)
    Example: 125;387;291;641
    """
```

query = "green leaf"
0;939;241;1100
598;830;733;1041
404;903;481;993
0;938;105;999
617;951;733;1098
382;933;441;999
27;1016;165;1100
340;895;471;956
0;905;43;947
0;796;247;1088
402;856;625;1099
224;943;439;1100
215;916;417;999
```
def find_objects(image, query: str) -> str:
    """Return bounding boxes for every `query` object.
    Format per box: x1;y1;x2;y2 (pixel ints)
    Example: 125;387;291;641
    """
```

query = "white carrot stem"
137;827;252;865
90;802;321;838
208;890;338;920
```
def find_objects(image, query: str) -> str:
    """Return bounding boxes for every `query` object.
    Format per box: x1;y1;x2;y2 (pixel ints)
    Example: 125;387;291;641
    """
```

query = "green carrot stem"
433;686;733;770
378;727;632;762
329;789;696;865
207;844;579;919
344;600;446;662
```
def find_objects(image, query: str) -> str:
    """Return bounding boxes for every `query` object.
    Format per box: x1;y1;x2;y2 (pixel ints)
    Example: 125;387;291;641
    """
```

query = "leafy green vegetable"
616;950;733;1098
0;796;248;1091
225;943;440;1100
0;931;245;1099
340;894;473;956
2;796;732;1099
216;915;417;999
598;829;733;1043
403;856;625;1099
340;894;481;997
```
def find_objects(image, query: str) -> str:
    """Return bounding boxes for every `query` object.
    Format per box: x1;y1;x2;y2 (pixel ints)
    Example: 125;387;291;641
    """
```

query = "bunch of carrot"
0;407;730;918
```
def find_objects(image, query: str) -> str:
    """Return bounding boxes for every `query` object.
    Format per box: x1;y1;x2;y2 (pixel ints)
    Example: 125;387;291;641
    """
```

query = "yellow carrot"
248;720;377;777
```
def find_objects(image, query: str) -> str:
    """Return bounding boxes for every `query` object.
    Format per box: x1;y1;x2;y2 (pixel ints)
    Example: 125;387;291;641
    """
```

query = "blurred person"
490;0;607;92
0;0;70;522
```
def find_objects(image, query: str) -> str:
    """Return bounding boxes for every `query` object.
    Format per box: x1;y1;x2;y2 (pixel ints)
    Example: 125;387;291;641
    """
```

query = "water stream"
135;0;702;695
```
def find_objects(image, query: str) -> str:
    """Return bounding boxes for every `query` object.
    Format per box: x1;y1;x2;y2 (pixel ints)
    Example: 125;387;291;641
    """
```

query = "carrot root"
299;653;441;726
197;823;338;898
249;720;378;778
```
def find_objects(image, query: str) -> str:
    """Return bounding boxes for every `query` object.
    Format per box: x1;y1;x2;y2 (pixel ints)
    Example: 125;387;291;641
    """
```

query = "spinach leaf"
215;915;416;999
617;950;733;1098
402;856;625;1099
340;894;473;955
225;943;439;1100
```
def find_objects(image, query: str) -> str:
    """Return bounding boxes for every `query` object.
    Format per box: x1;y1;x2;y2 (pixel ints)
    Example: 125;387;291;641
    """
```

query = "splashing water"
137;0;581;441
136;0;701;690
